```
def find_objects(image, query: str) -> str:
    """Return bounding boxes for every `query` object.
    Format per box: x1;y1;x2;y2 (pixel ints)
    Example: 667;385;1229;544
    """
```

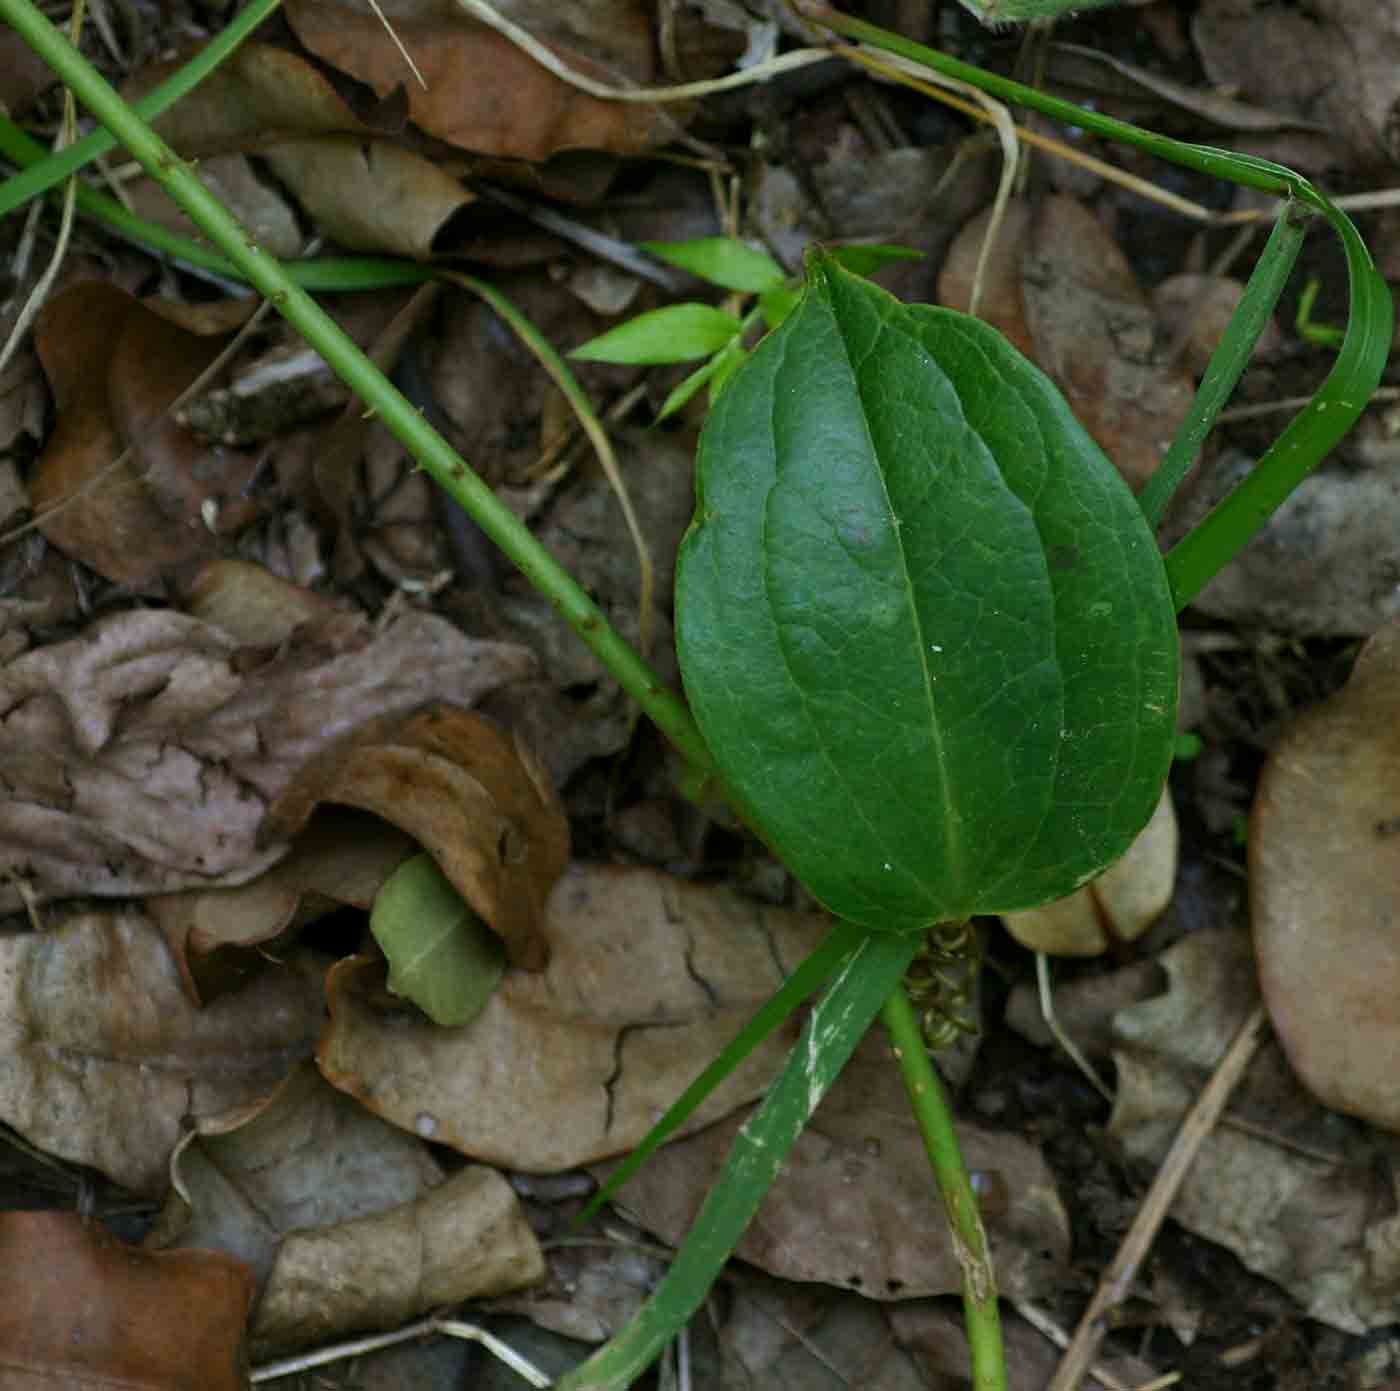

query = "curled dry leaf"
253;1166;545;1355
0;910;323;1194
0;606;533;910
317;863;831;1171
1001;787;1177;955
1251;617;1400;1130
265;703;568;970
0;1210;254;1391
148;809;417;1004
31;282;264;588
286;0;677;163
602;1032;1068;1304
153;1062;544;1353
1110;929;1400;1333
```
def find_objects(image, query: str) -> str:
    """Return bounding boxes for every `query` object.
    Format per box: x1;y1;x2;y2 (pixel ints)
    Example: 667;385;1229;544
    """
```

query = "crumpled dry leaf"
0;1210;254;1391
286;0;678;163
0;909;323;1195
254;1166;544;1355
31;282;263;588
265;703;568;970
318;862;831;1170
601;1032;1069;1305
1002;787;1177;955
1251;617;1400;1130
1109;929;1400;1333
151;1062;544;1354
0;607;534;911
939;195;1195;492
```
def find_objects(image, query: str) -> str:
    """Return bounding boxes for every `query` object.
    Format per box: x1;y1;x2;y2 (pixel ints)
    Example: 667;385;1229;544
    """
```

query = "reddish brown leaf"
0;1211;253;1391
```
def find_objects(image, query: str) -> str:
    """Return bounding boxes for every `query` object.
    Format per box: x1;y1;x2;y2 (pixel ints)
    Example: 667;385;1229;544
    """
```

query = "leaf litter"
3;0;1400;1387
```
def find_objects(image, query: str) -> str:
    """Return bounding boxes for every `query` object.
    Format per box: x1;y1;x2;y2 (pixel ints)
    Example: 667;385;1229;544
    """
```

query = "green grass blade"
1162;200;1392;609
578;923;859;1225
554;922;921;1391
0;0;281;218
1136;203;1308;531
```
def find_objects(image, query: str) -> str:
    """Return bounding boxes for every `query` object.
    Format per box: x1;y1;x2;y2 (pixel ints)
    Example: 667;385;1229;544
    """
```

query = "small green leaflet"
569;303;740;365
641;237;786;293
370;853;506;1027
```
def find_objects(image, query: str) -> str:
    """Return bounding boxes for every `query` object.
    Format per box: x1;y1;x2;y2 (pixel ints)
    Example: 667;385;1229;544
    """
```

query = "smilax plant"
0;1;1390;1389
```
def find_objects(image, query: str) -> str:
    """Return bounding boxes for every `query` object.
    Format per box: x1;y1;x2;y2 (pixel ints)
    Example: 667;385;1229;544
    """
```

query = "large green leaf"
676;254;1179;932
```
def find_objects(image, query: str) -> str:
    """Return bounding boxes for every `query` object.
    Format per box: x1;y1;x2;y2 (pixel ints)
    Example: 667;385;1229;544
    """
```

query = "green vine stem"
0;0;715;779
882;975;1006;1391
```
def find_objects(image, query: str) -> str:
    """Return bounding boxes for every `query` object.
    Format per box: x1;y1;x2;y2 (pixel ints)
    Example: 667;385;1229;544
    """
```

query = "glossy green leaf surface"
370;854;505;1026
676;255;1179;932
569;303;740;365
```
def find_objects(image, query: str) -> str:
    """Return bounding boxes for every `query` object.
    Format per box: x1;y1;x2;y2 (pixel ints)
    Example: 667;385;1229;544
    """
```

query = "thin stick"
1046;1004;1268;1391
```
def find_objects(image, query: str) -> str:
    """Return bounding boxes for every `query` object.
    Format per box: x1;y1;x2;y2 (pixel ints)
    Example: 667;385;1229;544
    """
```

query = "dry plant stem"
1047;1003;1268;1391
1011;1300;1176;1391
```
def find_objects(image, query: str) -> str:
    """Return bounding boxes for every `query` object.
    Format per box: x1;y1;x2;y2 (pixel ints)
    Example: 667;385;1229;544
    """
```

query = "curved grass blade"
1136;202;1309;530
554;922;922;1391
804;5;1394;611
578;921;859;1225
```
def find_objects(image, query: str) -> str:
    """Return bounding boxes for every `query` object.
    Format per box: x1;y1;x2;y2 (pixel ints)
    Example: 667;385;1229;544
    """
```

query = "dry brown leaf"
317;862;831;1169
149;809;417;1003
253;1165;544;1354
0;607;533;910
286;0;676;163
1109;929;1400;1333
1152;272;1282;378
1251;618;1400;1130
154;1062;443;1283
263;137;476;259
185;558;353;646
148;1060;544;1354
30;282;263;588
265;703;568;969
1194;0;1400;167
940;196;1195;492
1001;787;1177;955
0;1210;254;1391
0;909;323;1194
602;1032;1069;1305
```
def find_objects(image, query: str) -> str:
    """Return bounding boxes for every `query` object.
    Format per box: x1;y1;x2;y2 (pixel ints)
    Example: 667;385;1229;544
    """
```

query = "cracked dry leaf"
151;1062;544;1354
1109;929;1400;1333
599;1032;1069;1305
318;863;831;1170
0;1210;254;1391
266;703;568;970
30;282;264;589
0;607;533;911
0;909;323;1195
1252;617;1400;1130
286;0;678;164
